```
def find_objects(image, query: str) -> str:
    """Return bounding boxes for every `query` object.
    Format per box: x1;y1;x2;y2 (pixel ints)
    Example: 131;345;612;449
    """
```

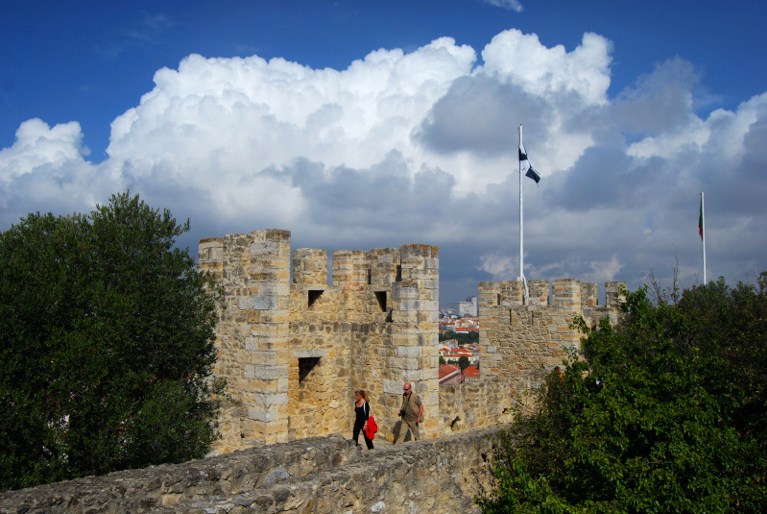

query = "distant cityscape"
438;296;480;385
440;295;479;318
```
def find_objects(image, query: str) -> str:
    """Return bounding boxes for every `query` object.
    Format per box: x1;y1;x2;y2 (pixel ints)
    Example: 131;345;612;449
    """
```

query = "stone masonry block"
251;365;289;380
383;379;406;394
392;285;419;300
420;279;439;290
249;282;290;296
246;406;280;422
249;239;280;256
249;351;282;366
421;391;439;405
250;323;289;338
238;296;284;311
388;357;419;369
396;300;420;311
251;296;281;310
293;350;328;358
392;312;418;323
244;339;262;352
401;370;426;381
254;392;289;408
252;228;291;242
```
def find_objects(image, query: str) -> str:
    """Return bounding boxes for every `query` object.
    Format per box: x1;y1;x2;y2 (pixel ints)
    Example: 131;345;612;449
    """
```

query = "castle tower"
201;230;440;450
385;245;440;435
199;229;291;449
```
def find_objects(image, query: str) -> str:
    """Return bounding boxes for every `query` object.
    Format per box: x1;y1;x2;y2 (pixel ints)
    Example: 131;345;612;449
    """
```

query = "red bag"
365;416;378;440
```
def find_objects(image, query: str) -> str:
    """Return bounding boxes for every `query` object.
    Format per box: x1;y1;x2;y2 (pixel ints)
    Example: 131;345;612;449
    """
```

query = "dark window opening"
374;291;387;312
367;269;372;285
496;293;501;306
396;265;402;281
298;357;320;383
308;289;323;308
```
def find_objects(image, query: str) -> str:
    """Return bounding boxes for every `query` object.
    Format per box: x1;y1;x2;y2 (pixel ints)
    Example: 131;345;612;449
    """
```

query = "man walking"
394;382;423;444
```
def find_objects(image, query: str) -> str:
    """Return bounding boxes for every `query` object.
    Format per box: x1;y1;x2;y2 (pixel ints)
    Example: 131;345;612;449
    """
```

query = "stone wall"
198;228;626;454
429;279;624;437
0;430;497;514
438;378;520;433
477;278;625;387
0;231;630;513
198;230;439;453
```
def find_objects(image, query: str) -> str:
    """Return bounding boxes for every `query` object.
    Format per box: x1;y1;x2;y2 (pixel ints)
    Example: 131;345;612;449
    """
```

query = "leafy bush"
0;192;225;491
478;276;767;513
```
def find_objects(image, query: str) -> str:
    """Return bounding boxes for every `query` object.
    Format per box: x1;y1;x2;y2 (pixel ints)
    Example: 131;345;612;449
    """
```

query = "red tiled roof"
439;364;460;378
443;348;472;357
463;365;480;378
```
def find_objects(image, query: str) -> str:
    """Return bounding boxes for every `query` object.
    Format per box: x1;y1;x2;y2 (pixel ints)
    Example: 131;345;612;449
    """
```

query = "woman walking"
353;389;374;449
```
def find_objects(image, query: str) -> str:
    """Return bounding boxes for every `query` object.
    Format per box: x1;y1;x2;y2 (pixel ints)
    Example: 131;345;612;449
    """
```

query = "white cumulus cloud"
1;28;766;302
483;0;524;13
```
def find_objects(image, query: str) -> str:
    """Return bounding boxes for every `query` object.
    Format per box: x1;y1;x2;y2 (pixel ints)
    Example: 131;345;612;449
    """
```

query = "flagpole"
701;192;707;285
518;125;526;302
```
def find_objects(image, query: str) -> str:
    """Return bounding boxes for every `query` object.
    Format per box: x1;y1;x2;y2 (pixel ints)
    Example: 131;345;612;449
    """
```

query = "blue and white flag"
519;143;541;183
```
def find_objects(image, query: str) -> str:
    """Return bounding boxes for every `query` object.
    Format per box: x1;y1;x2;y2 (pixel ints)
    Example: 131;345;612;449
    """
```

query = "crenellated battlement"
479;278;624;310
200;228;626;455
477;278;625;382
0;234;630;511
289;244;438;325
199;229;440;453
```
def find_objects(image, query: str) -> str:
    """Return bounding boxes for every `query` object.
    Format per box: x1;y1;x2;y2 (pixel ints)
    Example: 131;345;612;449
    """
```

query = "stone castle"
0;228;628;513
198;228;626;453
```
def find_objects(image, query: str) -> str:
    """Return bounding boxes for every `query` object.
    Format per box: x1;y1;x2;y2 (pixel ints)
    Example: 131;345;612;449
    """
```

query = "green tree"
440;331;479;345
458;355;471;372
440;330;457;341
0;192;225;491
478;278;767;514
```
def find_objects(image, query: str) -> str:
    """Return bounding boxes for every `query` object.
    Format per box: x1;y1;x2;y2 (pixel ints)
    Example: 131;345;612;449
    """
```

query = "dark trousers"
353;423;374;449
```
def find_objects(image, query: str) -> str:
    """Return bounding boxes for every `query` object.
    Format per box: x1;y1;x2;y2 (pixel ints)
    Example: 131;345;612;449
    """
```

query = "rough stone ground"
1;428;498;514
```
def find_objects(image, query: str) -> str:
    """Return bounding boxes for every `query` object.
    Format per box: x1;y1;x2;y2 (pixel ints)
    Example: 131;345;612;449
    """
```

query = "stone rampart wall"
287;321;354;441
199;228;624;453
0;430;497;514
477;279;625;391
199;230;439;453
422;279;625;444
438;378;519;434
1;231;631;513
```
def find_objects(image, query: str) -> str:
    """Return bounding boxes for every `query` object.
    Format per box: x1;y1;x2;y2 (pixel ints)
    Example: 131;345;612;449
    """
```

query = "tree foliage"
440;331;479;345
478;276;767;513
0;192;224;491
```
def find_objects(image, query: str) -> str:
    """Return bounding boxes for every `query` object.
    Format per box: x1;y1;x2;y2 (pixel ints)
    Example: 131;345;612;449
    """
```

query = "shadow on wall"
391;420;414;443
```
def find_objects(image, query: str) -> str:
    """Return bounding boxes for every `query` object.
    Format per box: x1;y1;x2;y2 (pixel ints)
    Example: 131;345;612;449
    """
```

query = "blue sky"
2;0;766;304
